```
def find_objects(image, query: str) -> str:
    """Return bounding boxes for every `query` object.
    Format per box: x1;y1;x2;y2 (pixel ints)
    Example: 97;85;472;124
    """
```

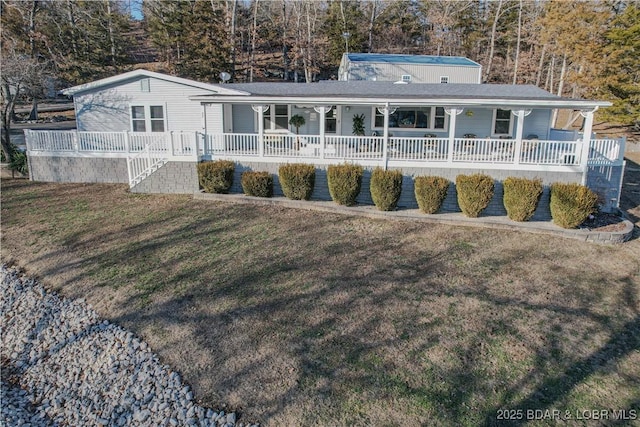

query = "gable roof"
344;53;480;68
190;81;610;109
62;69;248;96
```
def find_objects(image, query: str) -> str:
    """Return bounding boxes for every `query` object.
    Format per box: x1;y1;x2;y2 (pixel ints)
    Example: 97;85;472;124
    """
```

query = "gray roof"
223;81;563;101
192;81;610;108
345;53;480;67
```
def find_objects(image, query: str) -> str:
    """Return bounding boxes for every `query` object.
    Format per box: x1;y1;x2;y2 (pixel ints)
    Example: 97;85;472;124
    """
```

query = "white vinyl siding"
73;77;215;132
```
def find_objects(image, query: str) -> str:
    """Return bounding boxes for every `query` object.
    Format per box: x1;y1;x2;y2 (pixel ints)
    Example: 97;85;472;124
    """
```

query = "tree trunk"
282;0;288;81
66;0;79;58
484;0;503;82
512;0;523;85
551;52;567;127
29;0;38;57
249;0;259;82
535;44;546;87
1;83;17;162
367;0;377;53
106;0;118;67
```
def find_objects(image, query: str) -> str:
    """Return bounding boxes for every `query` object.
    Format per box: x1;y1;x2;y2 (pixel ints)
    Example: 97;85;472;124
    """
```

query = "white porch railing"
587;138;621;165
451;138;516;163
325;135;383;160
388;137;449;161
24;130;626;185
519;140;581;165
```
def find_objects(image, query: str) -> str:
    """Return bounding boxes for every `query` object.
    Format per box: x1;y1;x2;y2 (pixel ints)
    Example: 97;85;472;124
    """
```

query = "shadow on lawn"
5;180;639;426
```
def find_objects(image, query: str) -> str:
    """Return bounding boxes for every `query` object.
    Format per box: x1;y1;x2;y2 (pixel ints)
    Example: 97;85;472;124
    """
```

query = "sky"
129;0;143;21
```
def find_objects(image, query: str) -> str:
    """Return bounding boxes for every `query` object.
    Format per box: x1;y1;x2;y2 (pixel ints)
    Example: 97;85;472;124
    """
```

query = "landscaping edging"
194;192;635;245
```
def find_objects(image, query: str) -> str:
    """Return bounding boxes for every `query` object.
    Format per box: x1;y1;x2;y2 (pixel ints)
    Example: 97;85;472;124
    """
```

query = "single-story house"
25;69;626;214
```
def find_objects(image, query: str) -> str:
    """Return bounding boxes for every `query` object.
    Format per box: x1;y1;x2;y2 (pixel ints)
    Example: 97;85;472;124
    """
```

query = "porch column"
377;104;396;170
251;105;269;158
512;109;531;165
579;108;597;185
445;108;463;163
314;105;331;159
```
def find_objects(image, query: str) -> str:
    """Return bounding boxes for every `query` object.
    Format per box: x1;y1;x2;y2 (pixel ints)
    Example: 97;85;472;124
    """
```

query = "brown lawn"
1;178;639;426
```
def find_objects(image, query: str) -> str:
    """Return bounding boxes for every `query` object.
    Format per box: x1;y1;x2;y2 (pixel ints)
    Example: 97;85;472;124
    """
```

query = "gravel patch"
0;264;256;427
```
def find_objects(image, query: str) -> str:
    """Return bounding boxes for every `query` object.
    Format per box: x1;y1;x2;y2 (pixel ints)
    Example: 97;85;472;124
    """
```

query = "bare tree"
1;46;51;161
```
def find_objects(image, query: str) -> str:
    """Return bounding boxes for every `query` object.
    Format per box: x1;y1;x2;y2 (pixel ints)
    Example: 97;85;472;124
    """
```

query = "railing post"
23;129;31;153
314;105;331;160
146;143;152;171
252;105;268;158
512;109;530;166
74;130;80;152
579;108;596;185
123;131;130;154
377;103;395;170
126;155;133;187
169;131;175;157
194;132;201;161
445;108;461;164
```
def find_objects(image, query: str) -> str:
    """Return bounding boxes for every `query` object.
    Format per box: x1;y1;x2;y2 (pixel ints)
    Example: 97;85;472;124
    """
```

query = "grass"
2;179;639;426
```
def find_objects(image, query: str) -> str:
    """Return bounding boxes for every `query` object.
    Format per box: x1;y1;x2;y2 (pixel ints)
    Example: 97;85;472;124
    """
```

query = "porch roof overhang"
189;81;611;110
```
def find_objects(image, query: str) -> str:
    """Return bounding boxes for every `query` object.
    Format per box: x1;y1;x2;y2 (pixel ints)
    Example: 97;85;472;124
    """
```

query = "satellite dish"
219;72;231;83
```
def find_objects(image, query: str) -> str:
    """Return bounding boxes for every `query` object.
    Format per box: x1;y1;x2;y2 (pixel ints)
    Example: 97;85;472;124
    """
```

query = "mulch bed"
580;212;627;232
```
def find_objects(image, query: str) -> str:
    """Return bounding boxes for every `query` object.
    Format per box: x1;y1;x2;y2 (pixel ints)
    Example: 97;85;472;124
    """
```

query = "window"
149;106;165;132
440;76;449;84
140;78;150;92
434;107;446;129
325;107;337;133
131;106;146;132
130;105;166;132
374;107;446;130
493;109;512;135
401;75;412;82
263;104;290;130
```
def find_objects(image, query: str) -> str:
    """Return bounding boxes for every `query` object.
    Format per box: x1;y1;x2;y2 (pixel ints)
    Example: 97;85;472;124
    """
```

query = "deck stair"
127;140;170;189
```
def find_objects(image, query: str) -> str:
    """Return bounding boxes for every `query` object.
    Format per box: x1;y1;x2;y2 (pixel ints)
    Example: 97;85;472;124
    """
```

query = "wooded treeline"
1;0;639;130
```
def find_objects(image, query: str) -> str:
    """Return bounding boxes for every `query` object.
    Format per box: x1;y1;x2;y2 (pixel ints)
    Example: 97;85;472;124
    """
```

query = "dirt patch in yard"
2;179;639;426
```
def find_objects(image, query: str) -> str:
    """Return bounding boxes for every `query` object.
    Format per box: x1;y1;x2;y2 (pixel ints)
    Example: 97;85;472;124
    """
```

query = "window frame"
492;108;513;136
129;104;167;133
372;106;448;131
262;104;291;131
325;106;339;134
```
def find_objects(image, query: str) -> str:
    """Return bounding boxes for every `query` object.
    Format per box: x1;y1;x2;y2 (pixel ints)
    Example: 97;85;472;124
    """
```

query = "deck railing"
452;138;516;163
25;130;625;171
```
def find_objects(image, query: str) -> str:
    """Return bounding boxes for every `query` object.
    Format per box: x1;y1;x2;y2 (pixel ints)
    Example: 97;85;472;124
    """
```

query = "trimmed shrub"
370;168;403;211
278;163;316;200
327;163;364;206
503;177;543;221
455;174;495;217
550;183;598;228
241;171;273;197
197;160;235;193
414;176;449;214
